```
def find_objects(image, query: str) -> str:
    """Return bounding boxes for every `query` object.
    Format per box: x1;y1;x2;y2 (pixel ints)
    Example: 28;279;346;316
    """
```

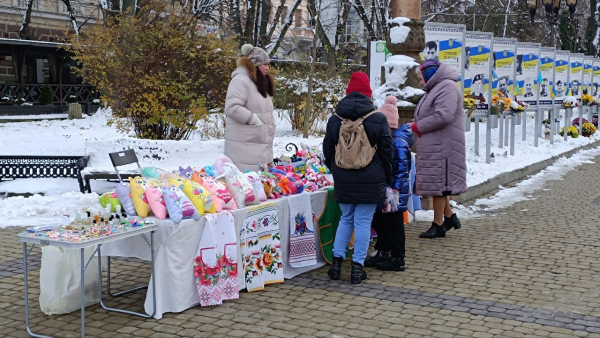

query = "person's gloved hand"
249;114;263;125
410;122;422;138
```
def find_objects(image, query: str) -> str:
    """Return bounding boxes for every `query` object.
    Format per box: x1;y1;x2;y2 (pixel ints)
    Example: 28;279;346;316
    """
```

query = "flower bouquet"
559;125;579;138
571;117;588;126
509;99;528;113
582;122;597;137
490;93;510;115
562;96;579;108
582;93;595;106
463;94;479;117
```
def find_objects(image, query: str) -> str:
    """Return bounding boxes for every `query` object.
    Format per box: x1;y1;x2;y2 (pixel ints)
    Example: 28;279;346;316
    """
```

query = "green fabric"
98;192;123;213
317;188;351;264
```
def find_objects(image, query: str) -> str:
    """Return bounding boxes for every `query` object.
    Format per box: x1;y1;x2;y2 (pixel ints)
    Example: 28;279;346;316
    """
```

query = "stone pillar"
385;0;425;138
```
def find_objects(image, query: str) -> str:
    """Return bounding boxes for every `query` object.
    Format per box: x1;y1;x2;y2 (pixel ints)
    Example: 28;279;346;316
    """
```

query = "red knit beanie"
346;72;372;98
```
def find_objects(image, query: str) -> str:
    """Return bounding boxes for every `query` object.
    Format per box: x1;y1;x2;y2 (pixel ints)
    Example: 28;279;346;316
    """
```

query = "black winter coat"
323;92;394;204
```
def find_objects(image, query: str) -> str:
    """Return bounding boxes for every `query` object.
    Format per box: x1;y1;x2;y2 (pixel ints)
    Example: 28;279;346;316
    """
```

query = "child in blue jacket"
365;96;413;271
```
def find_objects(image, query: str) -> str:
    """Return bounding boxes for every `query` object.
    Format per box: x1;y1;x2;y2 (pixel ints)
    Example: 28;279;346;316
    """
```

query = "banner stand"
504;115;510;147
534;108;539;147
550;108;555;144
474;118;480;155
486;118;492;163
510;115;516;156
499;114;504;148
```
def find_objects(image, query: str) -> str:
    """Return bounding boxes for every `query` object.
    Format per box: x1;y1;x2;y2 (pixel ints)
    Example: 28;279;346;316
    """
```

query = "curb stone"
455;139;600;204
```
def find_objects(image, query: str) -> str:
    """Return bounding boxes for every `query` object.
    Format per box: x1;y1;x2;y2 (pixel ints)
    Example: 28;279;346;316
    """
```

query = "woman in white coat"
224;44;275;172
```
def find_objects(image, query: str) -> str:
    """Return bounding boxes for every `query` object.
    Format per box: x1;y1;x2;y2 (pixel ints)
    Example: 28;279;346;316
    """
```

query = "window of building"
295;9;302;28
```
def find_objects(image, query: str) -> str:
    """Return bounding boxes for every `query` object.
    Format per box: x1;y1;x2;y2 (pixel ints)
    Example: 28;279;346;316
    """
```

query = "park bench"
0;155;89;193
0;105;69;121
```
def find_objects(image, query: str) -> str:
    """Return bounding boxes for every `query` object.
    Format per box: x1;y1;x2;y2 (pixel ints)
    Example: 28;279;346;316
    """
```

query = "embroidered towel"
287;193;317;268
240;202;284;292
194;211;238;306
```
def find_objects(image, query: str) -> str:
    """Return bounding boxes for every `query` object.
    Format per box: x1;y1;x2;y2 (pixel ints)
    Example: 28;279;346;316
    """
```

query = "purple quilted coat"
413;63;467;197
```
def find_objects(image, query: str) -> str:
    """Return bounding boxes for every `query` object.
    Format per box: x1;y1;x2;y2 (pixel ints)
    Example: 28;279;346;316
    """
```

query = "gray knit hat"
241;44;270;66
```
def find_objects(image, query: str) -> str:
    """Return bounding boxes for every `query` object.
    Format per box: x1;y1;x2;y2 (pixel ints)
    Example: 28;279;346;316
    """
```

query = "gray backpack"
334;111;378;169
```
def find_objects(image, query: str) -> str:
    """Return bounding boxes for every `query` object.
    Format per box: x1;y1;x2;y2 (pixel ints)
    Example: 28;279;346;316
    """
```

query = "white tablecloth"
102;191;328;319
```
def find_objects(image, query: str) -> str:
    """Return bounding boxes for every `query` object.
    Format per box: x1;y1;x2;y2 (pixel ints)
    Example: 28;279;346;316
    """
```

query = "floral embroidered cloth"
194;211;239;306
240;202;284;292
287;194;317;268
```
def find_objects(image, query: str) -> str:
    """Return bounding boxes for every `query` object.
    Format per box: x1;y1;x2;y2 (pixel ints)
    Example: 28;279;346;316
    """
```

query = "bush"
274;71;347;135
38;85;54;105
559;125;579;138
65;0;238;140
572;117;588;126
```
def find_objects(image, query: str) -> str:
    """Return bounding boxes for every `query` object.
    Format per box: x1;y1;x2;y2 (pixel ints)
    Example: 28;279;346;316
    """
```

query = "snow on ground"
415;139;600;222
0;108;599;228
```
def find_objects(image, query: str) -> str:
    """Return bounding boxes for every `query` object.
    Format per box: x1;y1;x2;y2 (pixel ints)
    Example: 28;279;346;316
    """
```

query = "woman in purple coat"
410;60;467;239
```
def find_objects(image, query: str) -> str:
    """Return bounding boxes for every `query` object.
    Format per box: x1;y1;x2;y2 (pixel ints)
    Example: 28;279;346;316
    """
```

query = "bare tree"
19;0;35;39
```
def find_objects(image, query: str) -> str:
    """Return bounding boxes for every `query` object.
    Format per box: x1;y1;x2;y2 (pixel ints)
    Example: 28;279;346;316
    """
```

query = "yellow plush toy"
129;176;152;217
170;178;216;215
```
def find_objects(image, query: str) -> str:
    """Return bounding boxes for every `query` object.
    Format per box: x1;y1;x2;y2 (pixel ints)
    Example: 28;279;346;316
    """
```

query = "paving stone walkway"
2;151;600;337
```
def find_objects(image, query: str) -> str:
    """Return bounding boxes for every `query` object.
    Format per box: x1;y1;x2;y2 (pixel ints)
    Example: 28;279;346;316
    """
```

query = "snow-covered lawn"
0;108;598;228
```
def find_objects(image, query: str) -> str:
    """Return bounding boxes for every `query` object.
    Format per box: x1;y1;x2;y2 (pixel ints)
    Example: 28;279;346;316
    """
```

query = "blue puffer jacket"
390;124;414;212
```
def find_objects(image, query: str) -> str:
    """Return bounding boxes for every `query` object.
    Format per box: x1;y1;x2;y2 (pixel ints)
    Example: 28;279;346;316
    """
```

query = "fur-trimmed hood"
233;56;274;98
236;56;259;83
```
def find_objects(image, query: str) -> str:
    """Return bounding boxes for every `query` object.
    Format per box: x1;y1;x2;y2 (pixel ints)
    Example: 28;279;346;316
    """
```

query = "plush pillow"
162;185;201;223
179;166;194;180
146;183;168;220
115;183;137;216
226;173;257;208
129;177;152;217
98;191;123;213
214;155;234;175
196;174;237;211
244;172;267;202
167;177;187;190
182;179;213;215
141;167;170;179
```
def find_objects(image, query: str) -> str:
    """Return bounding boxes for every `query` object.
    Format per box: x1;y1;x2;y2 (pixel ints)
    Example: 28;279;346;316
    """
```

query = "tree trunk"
303;25;319;138
335;0;351;46
267;0;302;55
258;0;272;47
230;0;243;42
307;0;333;61
61;0;80;38
352;0;377;40
244;0;257;44
265;0;286;45
19;0;35;39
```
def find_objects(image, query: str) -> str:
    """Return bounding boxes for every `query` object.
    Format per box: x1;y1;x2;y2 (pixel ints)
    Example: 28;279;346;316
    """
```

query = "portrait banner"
593;59;600;97
515;42;540;107
539;48;555;108
464;32;493;115
553;50;570;105
583;56;594;96
569;53;584;100
492;38;517;98
423;23;466;91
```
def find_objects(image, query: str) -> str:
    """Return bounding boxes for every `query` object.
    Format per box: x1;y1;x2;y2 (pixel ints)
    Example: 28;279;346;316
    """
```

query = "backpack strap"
359;110;379;121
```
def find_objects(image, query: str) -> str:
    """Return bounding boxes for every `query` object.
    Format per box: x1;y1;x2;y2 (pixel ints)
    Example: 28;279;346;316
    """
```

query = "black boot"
444;213;462;231
376;257;406;271
419;222;446;238
364;251;390;268
350;262;368;284
327;256;343;280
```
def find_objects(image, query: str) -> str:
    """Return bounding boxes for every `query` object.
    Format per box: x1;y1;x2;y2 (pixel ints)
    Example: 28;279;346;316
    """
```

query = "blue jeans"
332;203;377;265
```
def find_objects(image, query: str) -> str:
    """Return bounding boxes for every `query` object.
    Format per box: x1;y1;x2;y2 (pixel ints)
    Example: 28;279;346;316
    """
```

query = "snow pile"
0;192;102;227
389;17;411;44
373;55;423;108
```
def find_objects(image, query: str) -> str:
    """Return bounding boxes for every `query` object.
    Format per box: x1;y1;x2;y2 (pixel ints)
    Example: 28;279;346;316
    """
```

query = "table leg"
107;256;148;297
98;231;156;318
23;243;51;338
80;248;85;338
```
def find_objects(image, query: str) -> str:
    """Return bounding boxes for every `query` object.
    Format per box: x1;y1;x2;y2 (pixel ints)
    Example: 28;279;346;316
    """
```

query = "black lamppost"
527;0;539;23
529;0;578;47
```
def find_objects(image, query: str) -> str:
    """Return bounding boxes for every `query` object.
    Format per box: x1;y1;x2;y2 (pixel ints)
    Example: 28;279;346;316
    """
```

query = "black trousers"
371;211;405;259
